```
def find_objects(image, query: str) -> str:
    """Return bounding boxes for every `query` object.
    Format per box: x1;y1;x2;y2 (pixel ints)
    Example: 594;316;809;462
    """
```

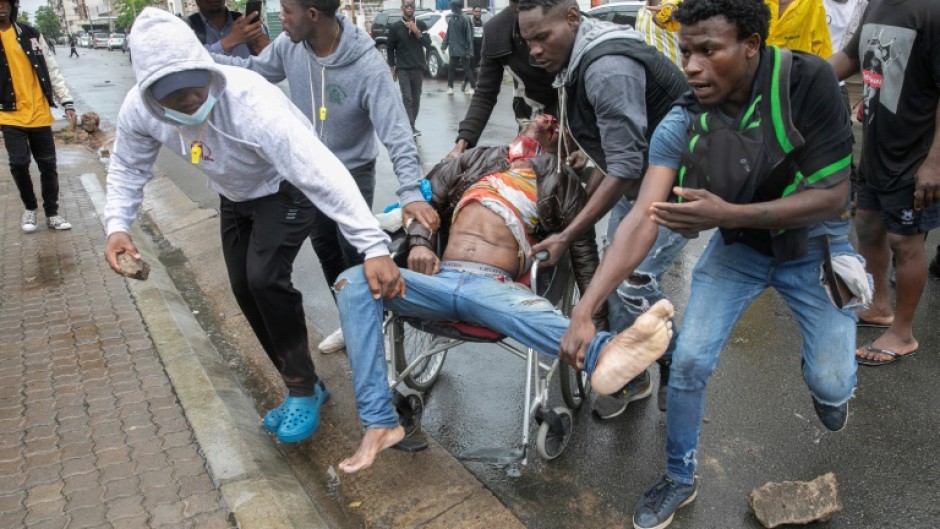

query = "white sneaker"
318;328;345;354
21;209;38;232
46;215;72;230
465;88;475;95
446;87;454;95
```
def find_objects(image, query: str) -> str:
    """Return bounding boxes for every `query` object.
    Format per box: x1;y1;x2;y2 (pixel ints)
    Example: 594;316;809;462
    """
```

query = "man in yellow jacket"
765;0;832;57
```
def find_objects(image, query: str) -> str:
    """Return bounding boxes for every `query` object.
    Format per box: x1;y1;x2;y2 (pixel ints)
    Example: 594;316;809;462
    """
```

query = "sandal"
262;400;288;433
856;342;917;366
276;382;331;443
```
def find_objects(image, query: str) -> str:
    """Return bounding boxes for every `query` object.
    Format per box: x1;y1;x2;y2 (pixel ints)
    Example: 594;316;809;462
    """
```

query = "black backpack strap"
761;47;804;159
187;11;242;47
187;13;207;45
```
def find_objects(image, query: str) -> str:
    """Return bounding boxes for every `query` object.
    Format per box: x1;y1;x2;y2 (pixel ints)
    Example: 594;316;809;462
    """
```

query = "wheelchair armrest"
387;229;407;257
529;251;572;306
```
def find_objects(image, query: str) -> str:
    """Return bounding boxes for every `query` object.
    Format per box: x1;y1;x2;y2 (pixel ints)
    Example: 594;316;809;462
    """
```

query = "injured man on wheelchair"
334;114;674;473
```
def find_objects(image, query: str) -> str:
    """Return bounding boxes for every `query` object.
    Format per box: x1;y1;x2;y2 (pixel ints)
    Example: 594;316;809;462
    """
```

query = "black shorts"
855;181;940;235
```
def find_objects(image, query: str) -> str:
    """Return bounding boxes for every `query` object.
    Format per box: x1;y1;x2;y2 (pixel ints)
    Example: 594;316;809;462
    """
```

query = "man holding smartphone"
187;0;270;58
386;1;431;136
210;0;439;355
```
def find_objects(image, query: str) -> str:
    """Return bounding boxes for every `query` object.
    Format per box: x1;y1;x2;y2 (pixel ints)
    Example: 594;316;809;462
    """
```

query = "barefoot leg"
592;299;674;395
339;426;406;474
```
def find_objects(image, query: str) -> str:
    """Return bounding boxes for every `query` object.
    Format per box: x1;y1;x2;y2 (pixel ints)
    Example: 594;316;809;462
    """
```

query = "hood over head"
130;8;226;121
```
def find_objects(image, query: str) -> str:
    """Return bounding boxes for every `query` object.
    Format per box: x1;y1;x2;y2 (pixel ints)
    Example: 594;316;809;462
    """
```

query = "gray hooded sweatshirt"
555;17;649;181
104;8;390;259
212;17;424;206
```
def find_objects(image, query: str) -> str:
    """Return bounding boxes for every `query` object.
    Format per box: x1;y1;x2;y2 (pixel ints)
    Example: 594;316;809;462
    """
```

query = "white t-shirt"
824;0;867;50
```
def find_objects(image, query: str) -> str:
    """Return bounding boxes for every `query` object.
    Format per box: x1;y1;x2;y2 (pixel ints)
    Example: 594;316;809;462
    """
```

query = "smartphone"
245;1;263;18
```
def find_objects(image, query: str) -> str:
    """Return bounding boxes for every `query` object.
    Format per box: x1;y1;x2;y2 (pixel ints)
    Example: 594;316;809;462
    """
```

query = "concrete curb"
81;172;328;529
119;171;527;527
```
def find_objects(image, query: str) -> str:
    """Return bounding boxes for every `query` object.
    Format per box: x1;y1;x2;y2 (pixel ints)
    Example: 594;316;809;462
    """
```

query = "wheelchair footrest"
392;437;428;453
458;446;526;465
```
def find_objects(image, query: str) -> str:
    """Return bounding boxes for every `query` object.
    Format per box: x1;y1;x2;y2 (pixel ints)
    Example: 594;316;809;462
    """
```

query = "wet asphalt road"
60;47;940;529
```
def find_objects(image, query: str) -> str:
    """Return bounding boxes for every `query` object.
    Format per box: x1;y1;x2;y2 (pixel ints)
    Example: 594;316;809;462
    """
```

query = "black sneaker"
592;368;652;420
929;254;940;279
412;129;421;137
633;476;698;529
657;360;671;412
812;397;848;432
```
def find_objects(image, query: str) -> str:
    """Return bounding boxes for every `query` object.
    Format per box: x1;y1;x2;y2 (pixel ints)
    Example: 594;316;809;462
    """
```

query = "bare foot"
856;308;893;326
592;299;674;395
855;331;918;363
339;426;405;474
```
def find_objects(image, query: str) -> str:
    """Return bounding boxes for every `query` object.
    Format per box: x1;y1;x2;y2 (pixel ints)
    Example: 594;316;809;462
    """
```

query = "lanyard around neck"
306;24;341;139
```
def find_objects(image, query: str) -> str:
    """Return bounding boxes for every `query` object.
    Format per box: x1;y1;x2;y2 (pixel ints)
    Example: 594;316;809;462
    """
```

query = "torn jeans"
334;266;616;429
664;233;859;484
605;197;689;360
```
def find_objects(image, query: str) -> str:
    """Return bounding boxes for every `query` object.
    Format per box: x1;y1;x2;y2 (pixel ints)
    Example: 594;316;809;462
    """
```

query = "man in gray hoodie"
211;0;438;354
519;0;689;419
103;8;404;446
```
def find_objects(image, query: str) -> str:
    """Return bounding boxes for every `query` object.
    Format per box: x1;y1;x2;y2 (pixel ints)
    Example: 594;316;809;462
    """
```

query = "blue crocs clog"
277;382;330;444
262;400;288;433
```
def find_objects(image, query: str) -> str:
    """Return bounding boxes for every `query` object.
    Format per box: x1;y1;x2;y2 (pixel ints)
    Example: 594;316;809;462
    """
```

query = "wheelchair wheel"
394;392;424;437
389;317;448;391
535;407;574;460
559;363;590;410
558;273;590;409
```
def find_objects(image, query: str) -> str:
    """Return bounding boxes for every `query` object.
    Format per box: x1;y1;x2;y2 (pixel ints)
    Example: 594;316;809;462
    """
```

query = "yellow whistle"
190;143;202;165
319;106;327;121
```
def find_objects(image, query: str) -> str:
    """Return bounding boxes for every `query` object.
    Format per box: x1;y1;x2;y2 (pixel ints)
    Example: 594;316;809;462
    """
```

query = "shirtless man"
332;115;675;473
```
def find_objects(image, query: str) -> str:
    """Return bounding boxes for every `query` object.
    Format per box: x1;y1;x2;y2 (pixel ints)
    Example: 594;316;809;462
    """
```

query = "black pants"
472;38;482;70
447;54;476;90
2;125;60;216
219;182;318;397
397;68;423;131
69;47;79;57
308;160;376;289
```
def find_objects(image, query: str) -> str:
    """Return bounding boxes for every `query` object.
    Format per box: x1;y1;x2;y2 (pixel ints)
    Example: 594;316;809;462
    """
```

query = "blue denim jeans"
605;197;689;358
665;234;859;484
335;266;615;429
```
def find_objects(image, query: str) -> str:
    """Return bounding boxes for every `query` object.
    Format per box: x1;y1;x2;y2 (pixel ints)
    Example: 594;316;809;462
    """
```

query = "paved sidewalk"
0;163;233;528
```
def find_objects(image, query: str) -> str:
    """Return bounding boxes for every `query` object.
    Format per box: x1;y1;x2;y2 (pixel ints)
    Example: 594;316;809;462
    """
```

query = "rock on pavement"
748;472;843;528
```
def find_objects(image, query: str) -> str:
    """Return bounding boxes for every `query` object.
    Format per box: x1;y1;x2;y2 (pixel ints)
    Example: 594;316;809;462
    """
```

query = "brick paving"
0;166;234;528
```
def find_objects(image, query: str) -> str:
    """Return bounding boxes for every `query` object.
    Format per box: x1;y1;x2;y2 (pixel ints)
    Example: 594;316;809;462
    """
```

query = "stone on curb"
748;472;842;528
118;253;151;280
80;112;100;133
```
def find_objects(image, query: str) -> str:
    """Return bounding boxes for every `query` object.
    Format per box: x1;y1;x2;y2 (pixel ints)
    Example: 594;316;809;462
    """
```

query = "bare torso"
442;202;523;277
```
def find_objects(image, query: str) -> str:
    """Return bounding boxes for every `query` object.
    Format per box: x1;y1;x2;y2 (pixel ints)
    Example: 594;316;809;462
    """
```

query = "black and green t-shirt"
845;0;940;192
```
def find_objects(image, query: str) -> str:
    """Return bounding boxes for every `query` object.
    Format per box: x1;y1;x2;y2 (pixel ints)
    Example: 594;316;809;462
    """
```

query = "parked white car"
418;9;492;79
107;33;125;51
77;34;91;48
584;1;645;27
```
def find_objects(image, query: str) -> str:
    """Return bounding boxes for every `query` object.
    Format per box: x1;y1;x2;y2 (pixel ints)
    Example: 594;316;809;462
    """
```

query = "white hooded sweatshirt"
104;8;389;259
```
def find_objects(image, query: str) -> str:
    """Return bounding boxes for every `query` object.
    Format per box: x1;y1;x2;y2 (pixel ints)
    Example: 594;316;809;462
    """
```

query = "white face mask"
163;95;217;126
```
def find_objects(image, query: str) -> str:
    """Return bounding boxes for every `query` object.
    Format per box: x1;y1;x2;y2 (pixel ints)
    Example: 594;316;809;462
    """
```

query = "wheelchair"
383;238;592;476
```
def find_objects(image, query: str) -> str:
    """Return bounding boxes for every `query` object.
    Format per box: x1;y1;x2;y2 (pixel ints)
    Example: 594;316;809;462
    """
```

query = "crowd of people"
3;0;937;527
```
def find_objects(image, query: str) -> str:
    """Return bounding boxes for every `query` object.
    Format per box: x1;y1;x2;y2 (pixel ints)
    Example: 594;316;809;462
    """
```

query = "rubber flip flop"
856;342;918;366
856;318;891;329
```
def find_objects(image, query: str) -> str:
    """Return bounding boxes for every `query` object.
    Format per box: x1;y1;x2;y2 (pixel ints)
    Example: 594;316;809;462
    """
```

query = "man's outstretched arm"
562;165;674;368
